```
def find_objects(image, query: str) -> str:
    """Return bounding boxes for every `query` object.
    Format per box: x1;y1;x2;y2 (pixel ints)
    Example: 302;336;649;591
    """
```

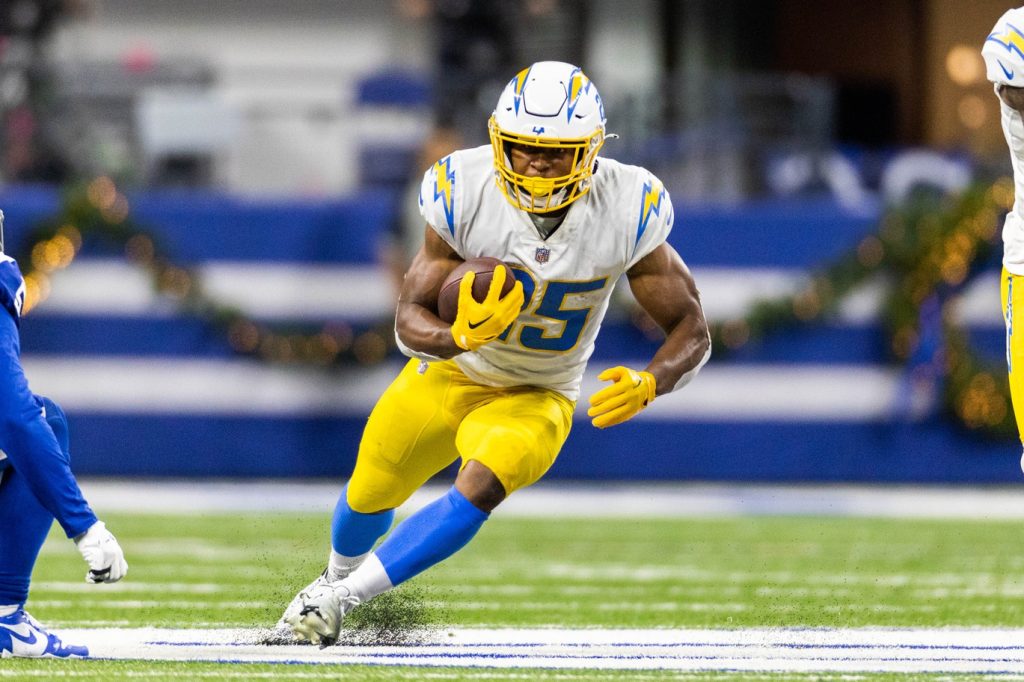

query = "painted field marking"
56;627;1024;673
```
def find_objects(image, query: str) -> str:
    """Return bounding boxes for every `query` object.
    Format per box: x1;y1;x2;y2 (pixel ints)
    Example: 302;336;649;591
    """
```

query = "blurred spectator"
0;0;85;183
0;0;69;40
429;0;519;146
419;0;585;144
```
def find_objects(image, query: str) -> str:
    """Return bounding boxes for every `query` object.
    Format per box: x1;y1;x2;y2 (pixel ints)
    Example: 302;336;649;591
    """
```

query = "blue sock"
375;487;489;586
0;467;55;605
331;485;394;557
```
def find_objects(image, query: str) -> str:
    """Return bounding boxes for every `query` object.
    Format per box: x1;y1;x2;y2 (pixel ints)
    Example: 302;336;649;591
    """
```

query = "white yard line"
78;479;1024;519
52;627;1024;673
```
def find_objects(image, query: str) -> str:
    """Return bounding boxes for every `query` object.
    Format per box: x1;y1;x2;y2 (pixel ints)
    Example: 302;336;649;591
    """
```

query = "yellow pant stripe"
1002;268;1024;444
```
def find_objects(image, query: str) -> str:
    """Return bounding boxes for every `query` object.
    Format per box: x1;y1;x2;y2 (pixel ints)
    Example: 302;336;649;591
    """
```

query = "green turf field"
6;510;1024;680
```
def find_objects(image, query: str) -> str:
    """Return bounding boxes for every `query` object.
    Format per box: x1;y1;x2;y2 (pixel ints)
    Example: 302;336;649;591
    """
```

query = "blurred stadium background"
0;0;1019;484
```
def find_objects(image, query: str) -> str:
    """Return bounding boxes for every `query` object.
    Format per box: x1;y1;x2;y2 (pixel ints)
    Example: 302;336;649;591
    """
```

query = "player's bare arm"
394;227;465;359
626;242;711;396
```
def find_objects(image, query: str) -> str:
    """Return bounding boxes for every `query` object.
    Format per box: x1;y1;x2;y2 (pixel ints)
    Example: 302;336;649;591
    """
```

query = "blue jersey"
0;256;96;538
0;255;25;325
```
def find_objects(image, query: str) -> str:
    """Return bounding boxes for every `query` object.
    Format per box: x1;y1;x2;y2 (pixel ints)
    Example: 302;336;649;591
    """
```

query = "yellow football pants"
1002;267;1024;443
346;359;575;513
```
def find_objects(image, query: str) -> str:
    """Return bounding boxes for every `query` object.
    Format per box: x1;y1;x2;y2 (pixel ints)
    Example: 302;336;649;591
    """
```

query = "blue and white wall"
0;185;1017;483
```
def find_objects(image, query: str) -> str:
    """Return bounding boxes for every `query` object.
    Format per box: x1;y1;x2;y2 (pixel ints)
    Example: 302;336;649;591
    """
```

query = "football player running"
284;61;711;645
983;9;1024;472
0;213;128;658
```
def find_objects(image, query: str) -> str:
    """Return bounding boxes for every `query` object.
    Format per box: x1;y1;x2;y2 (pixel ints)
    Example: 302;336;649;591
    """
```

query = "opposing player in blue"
0;211;128;658
283;61;711;645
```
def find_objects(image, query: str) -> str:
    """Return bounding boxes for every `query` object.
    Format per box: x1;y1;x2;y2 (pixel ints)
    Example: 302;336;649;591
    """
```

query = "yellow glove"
587;366;656;429
450;267;525;351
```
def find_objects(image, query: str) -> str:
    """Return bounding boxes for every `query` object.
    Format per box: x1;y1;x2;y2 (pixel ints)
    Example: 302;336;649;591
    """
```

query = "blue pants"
0;397;70;605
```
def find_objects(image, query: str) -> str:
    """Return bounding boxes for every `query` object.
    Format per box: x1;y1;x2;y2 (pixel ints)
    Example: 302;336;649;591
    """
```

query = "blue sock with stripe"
374;487;489;586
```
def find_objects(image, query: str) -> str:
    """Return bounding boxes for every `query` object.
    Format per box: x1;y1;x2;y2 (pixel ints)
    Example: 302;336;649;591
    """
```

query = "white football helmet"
488;61;606;213
982;8;1024;86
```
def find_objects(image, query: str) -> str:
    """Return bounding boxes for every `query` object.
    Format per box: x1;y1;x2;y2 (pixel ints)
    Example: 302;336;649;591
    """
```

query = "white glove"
74;520;128;583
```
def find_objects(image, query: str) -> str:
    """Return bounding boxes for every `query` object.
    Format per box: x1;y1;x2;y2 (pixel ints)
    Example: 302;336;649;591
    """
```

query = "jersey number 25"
499;269;608;352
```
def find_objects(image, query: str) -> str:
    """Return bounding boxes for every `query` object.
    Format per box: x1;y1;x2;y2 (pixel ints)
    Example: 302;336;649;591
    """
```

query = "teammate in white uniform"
983;8;1024;469
285;61;711;645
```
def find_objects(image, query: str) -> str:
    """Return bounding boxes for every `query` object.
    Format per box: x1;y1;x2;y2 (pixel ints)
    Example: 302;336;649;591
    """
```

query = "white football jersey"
417;145;674;400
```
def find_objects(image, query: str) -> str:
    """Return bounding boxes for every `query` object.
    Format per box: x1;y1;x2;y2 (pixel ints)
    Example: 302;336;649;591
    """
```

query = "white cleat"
0;609;88;658
286;581;360;648
276;569;332;631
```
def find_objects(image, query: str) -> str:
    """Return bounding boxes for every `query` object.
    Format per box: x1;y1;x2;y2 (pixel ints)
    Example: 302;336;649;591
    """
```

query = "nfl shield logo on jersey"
534;247;550;264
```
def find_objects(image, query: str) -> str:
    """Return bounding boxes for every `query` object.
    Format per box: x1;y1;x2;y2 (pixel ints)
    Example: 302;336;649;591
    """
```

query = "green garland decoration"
709;177;1016;440
16;177;397;368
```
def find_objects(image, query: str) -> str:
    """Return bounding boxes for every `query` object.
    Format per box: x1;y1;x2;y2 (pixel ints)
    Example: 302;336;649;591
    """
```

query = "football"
437;257;516;323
